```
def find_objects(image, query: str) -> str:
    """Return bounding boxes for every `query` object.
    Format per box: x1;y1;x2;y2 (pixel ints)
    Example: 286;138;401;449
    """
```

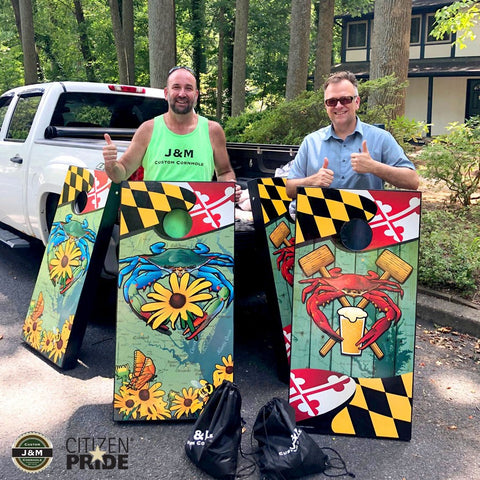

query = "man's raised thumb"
322;157;329;169
104;133;113;144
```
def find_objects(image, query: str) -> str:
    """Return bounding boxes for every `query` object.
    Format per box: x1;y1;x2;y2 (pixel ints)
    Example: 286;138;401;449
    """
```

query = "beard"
169;98;195;115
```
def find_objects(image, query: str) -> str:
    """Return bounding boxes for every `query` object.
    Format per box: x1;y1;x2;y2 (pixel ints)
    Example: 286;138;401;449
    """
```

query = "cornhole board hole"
114;181;235;422
289;187;421;440
22;166;119;369
249;177;294;371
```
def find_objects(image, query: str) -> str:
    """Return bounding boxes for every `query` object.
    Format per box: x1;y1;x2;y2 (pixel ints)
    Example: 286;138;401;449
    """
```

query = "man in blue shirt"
286;71;419;198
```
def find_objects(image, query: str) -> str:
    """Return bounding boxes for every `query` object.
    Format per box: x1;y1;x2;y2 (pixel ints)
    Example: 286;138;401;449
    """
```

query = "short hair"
167;66;196;78
323;71;358;91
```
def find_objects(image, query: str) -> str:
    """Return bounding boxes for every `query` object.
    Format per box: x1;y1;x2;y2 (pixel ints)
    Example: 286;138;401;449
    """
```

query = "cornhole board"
289;187;421;440
114;181;235;421
249;177;294;368
22;166;119;369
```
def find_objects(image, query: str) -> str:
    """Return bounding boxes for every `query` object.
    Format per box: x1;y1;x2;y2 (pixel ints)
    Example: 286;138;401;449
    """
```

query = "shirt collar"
326;117;363;140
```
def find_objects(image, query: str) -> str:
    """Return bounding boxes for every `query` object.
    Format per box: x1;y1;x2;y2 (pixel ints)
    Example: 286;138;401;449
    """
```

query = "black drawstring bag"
253;397;354;479
185;381;242;480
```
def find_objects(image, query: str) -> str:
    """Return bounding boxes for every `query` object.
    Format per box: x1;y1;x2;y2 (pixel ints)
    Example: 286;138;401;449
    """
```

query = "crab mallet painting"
289;187;421;440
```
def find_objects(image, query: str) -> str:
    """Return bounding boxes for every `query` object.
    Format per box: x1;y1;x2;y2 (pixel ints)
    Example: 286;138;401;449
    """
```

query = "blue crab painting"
118;242;234;340
46;214;96;293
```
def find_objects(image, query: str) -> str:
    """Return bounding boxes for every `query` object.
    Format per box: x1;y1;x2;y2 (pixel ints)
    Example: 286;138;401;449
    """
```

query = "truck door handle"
10;155;23;164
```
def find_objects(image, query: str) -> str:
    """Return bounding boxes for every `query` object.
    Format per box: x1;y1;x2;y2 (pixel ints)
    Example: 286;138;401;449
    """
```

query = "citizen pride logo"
66;436;129;470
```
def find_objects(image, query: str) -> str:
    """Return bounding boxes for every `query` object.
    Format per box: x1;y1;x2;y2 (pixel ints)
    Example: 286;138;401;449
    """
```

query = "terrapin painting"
114;181;235;422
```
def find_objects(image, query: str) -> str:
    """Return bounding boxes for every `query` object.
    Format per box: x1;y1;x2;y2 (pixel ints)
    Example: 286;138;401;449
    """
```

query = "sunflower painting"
141;272;212;332
115;181;235;422
48;239;83;291
170;387;203;419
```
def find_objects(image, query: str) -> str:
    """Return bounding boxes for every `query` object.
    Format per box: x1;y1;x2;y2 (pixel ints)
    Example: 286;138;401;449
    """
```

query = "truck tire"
45;193;60;233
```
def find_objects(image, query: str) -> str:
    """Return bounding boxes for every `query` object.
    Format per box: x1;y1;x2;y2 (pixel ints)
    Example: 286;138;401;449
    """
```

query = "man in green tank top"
103;66;239;199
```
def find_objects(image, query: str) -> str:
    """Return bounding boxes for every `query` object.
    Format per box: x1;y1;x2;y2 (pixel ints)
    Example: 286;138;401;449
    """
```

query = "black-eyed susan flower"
48;330;68;364
114;385;139;419
133;383;170;420
141;273;212;331
49;240;82;285
170;387;203;419
213;354;234;387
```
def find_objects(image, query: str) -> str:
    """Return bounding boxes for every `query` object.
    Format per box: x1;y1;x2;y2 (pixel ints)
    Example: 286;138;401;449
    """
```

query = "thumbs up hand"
312;157;334;187
350;140;374;174
103;133;118;166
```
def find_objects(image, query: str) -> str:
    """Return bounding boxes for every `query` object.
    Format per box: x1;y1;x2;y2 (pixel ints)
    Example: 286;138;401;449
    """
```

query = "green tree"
431;0;479;49
369;0;412;118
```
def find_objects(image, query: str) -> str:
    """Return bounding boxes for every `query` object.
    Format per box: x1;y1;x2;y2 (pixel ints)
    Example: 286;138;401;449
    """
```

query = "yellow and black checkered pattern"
59;166;95;205
257;177;292;224
295;187;377;244
331;372;413;440
120;181;197;236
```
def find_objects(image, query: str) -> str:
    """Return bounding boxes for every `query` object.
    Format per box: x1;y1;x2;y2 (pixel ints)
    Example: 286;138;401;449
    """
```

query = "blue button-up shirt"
288;118;415;190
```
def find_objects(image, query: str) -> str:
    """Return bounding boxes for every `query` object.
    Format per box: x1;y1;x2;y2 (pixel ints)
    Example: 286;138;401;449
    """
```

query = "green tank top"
142;115;214;181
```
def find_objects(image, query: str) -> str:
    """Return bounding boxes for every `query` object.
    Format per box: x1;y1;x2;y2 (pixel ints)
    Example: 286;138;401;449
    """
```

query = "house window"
347;21;367;48
410;15;421;44
426;13;451;43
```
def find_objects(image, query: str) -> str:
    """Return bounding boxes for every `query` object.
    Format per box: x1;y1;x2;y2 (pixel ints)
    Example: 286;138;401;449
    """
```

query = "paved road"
0;241;479;480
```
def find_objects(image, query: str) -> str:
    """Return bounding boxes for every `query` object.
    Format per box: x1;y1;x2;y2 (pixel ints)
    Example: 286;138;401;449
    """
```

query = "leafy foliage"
419;117;480;206
419;207;480;297
388;115;429;152
431;0;479;49
224;74;424;146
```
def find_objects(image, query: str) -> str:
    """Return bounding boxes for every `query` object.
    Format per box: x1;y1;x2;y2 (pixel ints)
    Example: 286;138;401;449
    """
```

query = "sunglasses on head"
324;96;357;107
168;66;196;76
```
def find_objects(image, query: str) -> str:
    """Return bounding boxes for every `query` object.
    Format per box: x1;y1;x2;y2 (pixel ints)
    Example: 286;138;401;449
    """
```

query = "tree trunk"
369;0;412;118
231;0;249;116
18;0;37;84
123;0;135;84
286;0;312;100
216;5;226;120
73;0;97;82
191;0;206;95
149;0;176;88
109;0;128;84
314;0;334;90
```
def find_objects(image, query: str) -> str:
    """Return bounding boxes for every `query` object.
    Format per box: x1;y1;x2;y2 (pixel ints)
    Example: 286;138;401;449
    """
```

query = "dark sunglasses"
168;66;196;77
324;96;357;107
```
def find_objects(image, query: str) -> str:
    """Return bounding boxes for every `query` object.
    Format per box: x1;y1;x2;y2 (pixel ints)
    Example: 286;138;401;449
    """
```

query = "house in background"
333;0;480;135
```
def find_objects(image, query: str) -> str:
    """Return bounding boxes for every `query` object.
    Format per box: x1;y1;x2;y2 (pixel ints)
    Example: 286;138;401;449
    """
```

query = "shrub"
419;208;480;297
223;75;425;149
418;117;480;206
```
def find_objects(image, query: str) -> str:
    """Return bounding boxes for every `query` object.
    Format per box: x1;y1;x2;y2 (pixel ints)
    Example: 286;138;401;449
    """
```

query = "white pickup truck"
0;81;167;247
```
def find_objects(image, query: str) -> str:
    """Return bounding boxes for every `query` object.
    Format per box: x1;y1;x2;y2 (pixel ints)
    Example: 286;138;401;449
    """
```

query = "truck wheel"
45;193;60;232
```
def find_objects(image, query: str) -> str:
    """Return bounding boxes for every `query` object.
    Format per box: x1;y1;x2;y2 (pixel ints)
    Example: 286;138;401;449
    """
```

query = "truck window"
6;93;42;142
0;96;12;129
51;92;168;129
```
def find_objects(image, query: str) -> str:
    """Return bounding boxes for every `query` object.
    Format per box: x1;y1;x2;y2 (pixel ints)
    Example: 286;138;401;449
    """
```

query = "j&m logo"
12;432;53;473
66;436;129;470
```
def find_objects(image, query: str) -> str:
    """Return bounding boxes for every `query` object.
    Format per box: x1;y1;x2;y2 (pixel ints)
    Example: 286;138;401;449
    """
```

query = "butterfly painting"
127;350;156;390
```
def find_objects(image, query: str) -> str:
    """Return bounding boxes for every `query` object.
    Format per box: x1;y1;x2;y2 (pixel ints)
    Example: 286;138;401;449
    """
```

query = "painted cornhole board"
114;181;235;422
249;177;294;371
289;187;421;440
22;166;119;369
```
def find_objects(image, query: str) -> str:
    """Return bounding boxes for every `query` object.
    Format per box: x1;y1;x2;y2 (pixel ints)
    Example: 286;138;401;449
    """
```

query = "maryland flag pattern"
257;177;292;225
331;373;413;440
295;187;377;245
120;181;197;237
59;166;95;205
